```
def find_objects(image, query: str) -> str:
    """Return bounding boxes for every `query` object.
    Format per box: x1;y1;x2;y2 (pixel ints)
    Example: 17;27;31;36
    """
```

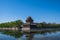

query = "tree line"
0;20;60;28
0;20;23;28
37;22;60;28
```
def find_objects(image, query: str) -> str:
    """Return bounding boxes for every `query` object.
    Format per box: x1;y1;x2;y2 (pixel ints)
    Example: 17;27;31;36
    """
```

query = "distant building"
21;16;37;32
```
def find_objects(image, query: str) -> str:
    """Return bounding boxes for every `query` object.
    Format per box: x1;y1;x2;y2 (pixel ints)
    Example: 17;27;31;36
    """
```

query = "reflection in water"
33;32;60;40
0;33;17;40
1;30;23;38
0;29;60;40
21;31;60;40
0;30;23;40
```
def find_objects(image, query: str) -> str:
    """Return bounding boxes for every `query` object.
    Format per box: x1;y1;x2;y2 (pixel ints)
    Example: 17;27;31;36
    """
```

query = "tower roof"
26;16;33;23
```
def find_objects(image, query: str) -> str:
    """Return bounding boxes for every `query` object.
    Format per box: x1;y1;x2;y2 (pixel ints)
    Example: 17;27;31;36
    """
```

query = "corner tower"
26;16;33;23
22;16;37;33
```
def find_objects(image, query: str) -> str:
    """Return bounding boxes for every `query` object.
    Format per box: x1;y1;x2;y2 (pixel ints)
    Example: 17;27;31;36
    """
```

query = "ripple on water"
0;33;17;40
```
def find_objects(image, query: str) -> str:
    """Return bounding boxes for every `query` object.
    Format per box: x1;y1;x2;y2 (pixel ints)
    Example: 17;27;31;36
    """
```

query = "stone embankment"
0;27;18;30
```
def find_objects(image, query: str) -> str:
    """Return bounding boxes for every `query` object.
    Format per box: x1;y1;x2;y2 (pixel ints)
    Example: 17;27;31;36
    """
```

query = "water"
21;31;60;40
0;33;17;40
0;30;60;40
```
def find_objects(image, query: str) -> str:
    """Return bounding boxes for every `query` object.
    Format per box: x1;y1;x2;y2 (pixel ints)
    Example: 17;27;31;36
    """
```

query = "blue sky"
0;0;60;23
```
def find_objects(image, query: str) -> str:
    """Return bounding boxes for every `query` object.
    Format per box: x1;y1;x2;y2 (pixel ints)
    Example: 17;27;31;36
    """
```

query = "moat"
0;29;60;40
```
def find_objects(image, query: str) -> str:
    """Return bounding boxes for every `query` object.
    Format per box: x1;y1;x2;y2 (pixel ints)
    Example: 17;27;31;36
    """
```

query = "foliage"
0;20;60;28
37;22;60;28
0;20;23;28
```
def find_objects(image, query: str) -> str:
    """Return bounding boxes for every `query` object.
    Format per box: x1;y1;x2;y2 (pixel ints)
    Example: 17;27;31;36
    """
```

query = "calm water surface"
21;31;60;40
0;32;17;40
0;30;60;40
